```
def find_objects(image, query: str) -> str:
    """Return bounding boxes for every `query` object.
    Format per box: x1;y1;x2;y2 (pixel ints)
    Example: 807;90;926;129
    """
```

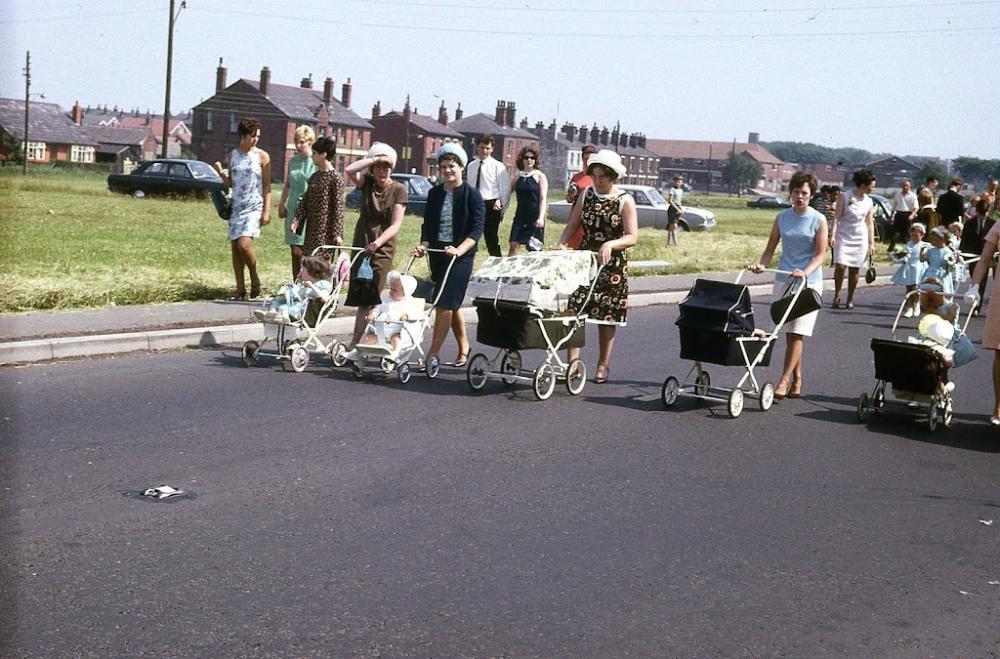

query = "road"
2;285;999;657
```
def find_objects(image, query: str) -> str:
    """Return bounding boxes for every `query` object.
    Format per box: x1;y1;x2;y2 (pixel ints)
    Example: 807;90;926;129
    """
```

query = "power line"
0;5;161;24
334;0;1000;13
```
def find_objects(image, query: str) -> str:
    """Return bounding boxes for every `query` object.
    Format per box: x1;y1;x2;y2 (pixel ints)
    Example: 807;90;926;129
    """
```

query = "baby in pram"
905;277;977;397
344;271;420;360
255;255;333;324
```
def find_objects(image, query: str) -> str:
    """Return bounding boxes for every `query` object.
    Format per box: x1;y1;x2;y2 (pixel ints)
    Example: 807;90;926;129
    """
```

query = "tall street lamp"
161;0;186;158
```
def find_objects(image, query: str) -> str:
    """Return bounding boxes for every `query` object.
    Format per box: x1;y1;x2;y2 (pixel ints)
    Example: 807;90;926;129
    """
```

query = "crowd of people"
214;115;1000;423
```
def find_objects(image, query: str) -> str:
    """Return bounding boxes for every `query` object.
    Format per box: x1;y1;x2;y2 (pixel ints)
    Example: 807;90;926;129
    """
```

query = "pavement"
0;263;898;365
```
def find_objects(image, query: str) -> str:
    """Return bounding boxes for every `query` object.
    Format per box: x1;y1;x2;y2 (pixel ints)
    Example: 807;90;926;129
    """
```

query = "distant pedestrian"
564;144;597;248
915;187;940;230
960;198;996;303
213;116;271;300
508;146;548;255
937;177;966;226
919;175;940;200
891;222;928;318
278;125;317;279
830;169;876;309
890;179;918;250
466;135;510;257
666;174;684;246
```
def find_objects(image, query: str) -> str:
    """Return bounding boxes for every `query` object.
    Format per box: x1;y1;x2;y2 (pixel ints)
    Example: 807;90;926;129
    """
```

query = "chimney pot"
371;100;381;119
216;57;227;92
323;77;333;104
341;78;352;108
300;74;313;89
438;100;449;126
454;102;463;121
748;131;760;145
71;100;83;125
259;66;271;95
495;100;505;124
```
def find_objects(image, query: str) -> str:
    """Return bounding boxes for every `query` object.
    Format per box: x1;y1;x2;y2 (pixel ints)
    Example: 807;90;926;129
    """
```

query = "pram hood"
466;250;596;311
675;279;755;335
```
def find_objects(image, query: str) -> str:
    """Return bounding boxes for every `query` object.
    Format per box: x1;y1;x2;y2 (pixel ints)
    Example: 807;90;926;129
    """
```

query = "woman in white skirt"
750;171;828;399
830;169;876;309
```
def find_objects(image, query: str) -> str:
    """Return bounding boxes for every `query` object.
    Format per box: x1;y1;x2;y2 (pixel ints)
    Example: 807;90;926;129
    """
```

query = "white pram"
241;246;361;372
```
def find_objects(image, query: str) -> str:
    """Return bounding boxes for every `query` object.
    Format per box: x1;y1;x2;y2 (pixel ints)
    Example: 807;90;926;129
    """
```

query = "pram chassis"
465;252;604;400
856;286;978;431
241;245;363;372
661;269;806;418
343;248;457;383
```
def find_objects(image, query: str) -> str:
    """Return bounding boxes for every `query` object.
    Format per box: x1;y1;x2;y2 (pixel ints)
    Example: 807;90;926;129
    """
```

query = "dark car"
345;173;431;216
746;195;792;209
870;193;895;243
107;159;224;198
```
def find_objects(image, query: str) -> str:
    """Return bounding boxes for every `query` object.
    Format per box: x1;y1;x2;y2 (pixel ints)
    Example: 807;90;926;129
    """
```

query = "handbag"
864;254;877;284
770;278;822;324
211;188;232;221
951;332;978;368
356;256;374;281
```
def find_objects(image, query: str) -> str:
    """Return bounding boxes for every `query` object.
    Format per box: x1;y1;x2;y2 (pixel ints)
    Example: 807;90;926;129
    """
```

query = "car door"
168;163;195;194
630;190;657;226
138;161;169;194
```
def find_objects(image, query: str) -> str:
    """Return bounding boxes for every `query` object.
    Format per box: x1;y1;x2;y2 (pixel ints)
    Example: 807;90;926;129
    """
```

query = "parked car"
345;173;431;217
747;195;792;209
547;184;716;231
870;193;894;243
107;159;224;198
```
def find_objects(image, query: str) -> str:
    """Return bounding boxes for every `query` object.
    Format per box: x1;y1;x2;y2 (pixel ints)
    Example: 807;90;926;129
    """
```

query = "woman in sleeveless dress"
278;125;316;279
508;146;547;255
830;169;876;309
213;117;271;300
556;149;638;384
965;222;1000;425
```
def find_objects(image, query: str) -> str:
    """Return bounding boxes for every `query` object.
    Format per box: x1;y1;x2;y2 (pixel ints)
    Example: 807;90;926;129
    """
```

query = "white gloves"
964;285;981;307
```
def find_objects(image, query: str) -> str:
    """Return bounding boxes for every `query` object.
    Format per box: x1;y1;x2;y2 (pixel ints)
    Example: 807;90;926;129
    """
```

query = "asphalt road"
2;285;1000;657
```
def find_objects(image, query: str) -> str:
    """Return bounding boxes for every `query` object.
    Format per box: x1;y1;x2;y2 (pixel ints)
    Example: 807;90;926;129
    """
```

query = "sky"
2;0;999;160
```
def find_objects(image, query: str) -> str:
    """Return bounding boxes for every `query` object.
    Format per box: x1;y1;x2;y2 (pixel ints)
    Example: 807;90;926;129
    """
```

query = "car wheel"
132;189;145;198
678;220;690;232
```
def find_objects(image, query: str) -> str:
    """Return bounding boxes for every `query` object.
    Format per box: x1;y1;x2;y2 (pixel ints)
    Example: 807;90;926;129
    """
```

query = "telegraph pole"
22;51;30;176
161;0;186;158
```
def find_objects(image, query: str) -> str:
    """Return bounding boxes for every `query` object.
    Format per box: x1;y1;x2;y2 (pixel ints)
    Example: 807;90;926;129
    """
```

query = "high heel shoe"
774;378;790;400
831;298;841;309
594;365;610;384
788;376;802;399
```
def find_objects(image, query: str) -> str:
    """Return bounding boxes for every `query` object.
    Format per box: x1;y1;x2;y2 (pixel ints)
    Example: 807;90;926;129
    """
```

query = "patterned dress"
569;188;629;326
228;148;264;241
292;170;344;256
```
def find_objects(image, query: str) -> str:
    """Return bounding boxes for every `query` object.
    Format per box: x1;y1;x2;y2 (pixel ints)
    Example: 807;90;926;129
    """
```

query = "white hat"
367;142;397;168
918;314;954;347
586;149;627;179
436;143;468;168
387;270;416;297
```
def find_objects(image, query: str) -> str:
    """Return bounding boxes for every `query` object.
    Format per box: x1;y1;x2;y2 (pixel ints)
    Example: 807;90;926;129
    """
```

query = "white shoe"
342;348;359;362
943;382;955;394
913;303;921;316
907;400;921;408
902;308;913;318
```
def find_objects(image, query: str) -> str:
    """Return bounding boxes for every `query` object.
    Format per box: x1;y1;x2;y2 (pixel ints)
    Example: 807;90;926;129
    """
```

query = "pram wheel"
695;371;711;397
241;340;260;367
943;399;954;427
661;376;680;407
565;358;587;395
397;363;411;384
856;392;870;421
928;402;941;431
351;362;364;379
500;351;522;386
380;357;394;373
466;353;490;391
288;344;309;373
873;384;886;414
532;363;556;401
330;342;348;367
758;382;775;411
425;355;440;379
727;388;744;418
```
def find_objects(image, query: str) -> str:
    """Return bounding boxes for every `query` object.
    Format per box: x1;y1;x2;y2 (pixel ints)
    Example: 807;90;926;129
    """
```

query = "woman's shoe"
228;290;247;301
450;352;469;368
990;416;1000;427
846;300;855;310
249;283;262;299
594;365;610;384
831;298;841;309
788;377;802;399
774;378;790;399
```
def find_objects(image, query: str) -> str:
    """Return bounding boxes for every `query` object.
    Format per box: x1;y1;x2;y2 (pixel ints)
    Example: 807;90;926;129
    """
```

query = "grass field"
0;166;793;312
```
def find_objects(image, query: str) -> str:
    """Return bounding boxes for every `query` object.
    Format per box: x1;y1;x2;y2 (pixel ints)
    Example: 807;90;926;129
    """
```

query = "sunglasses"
523;154;536;160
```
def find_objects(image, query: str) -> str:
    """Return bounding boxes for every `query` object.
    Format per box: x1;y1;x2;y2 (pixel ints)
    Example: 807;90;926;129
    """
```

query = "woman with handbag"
342;143;407;353
750;171;829;399
830;169;877;309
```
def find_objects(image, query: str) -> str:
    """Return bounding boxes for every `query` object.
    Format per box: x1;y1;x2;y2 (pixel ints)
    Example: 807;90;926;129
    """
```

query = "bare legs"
568;324;617;381
832;264;859;307
428;307;469;363
666;224;678;246
776;333;804;397
992;350;1000;422
508;242;520;257
230;236;260;298
290;245;303;281
351;305;373;347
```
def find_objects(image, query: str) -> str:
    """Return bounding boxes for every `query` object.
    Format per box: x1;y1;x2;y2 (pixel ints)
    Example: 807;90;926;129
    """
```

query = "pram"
856;288;978;431
241;245;361;372
337;249;457;383
464;250;602;400
661;269;808;418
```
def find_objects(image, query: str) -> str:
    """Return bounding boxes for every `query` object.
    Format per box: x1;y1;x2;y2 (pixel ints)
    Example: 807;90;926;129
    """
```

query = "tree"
721;153;763;194
0;131;23;166
918;161;949;186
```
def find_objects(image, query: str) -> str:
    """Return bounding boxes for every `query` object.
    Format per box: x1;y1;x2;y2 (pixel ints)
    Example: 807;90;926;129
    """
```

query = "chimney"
437;100;449;125
403;94;412;122
454;102;463;121
629;134;638;148
341;78;352;108
300;74;313;89
590;124;600;144
323;77;333;104
748;131;760;145
259;66;271;95
371;100;381;119
215;57;227;92
610;123;620;147
495;100;506;125
519;117;529;129
600;126;609;145
638;134;646;148
547;120;557;141
506;101;516;128
562;122;575;142
71;100;83;125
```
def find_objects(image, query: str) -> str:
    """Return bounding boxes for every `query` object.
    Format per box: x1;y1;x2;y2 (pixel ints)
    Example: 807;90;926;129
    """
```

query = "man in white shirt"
466;134;511;257
890;179;918;250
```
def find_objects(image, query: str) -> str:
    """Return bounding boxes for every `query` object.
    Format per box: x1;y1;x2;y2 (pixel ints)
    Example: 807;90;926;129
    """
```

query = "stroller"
464;250;602;400
336;249;457;383
661;269;808;418
856;288;978;431
241;245;361;372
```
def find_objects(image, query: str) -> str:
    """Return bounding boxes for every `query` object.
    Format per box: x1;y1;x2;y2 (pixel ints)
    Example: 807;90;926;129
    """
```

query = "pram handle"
402;248;458;309
891;288;979;340
734;267;796;284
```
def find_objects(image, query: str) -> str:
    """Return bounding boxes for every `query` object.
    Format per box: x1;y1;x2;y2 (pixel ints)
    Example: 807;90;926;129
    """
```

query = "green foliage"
918;160;949;185
762;140;877;166
720;153;763;191
1;131;23;165
953;156;1000;184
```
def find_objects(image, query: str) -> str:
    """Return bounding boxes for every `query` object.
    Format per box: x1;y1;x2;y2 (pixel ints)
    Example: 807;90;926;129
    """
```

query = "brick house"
191;61;374;181
449;101;539;179
864;155;922;188
368;97;465;178
647;133;793;193
796;161;850;188
78;105;192;160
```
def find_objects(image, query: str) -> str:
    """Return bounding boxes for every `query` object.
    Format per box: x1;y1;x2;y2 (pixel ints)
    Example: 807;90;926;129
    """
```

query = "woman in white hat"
412;143;485;370
556;149;638;384
343;142;408;349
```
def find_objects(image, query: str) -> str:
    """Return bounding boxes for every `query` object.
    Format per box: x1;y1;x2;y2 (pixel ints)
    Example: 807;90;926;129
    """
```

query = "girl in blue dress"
922;226;957;294
890;222;928;317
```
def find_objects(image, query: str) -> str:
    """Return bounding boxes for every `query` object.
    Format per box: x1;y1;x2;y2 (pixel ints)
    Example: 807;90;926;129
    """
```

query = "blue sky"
3;0;998;159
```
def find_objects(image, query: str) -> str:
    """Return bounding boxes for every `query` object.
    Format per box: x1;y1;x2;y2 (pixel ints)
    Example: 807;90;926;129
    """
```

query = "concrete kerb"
0;274;894;365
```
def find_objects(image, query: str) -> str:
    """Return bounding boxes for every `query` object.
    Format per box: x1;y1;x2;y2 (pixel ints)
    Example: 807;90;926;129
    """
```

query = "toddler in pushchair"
344;271;422;359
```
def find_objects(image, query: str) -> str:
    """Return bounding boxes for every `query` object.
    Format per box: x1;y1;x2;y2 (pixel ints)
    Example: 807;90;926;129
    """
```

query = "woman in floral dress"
556;149;638;383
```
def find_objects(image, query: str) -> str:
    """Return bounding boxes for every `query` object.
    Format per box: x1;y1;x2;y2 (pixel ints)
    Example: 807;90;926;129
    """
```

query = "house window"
338;156;345;171
318;125;327;137
26;141;46;160
70;145;95;163
695;159;704;166
672;158;683;165
229;113;237;133
356;134;363;148
339;128;346;145
205;110;213;132
825;165;831;171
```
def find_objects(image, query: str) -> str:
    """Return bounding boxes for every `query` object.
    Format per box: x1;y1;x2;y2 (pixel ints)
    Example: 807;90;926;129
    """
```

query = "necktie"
475;160;482;189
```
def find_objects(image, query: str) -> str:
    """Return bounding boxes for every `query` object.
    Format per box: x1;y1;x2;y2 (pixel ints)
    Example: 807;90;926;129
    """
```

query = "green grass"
0;168;832;312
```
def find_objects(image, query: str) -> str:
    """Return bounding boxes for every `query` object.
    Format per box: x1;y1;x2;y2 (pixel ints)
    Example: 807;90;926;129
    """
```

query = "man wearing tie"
960;197;996;308
467;134;510;257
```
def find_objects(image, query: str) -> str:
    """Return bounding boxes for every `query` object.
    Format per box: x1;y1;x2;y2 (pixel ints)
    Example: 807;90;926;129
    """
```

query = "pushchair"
856;288;978;431
337;249;457;383
661;269;808;418
241;245;361;372
463;250;602;400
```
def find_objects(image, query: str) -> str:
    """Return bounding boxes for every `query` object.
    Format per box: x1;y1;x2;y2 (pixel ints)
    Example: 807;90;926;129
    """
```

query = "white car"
546;184;716;231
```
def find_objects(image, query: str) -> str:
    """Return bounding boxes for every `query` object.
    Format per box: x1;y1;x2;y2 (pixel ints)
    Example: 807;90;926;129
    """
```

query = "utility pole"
22;51;30;176
161;0;186;158
707;144;712;195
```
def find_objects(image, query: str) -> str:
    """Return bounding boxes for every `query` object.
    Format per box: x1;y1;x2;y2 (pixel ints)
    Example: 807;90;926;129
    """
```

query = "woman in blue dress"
750;171;829;399
508;146;548;256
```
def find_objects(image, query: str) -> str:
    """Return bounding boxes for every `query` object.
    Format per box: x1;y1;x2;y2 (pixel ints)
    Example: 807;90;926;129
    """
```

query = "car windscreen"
405;177;432;196
646;189;667;204
188;161;220;179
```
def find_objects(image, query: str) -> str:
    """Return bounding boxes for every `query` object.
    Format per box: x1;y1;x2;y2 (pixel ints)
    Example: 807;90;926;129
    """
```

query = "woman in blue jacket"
412;144;485;370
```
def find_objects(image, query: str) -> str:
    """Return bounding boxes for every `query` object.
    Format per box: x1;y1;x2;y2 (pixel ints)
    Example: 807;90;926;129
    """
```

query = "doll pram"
241;246;361;373
338;249;456;384
856;288;978;431
661;269;807;418
464;250;602;400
